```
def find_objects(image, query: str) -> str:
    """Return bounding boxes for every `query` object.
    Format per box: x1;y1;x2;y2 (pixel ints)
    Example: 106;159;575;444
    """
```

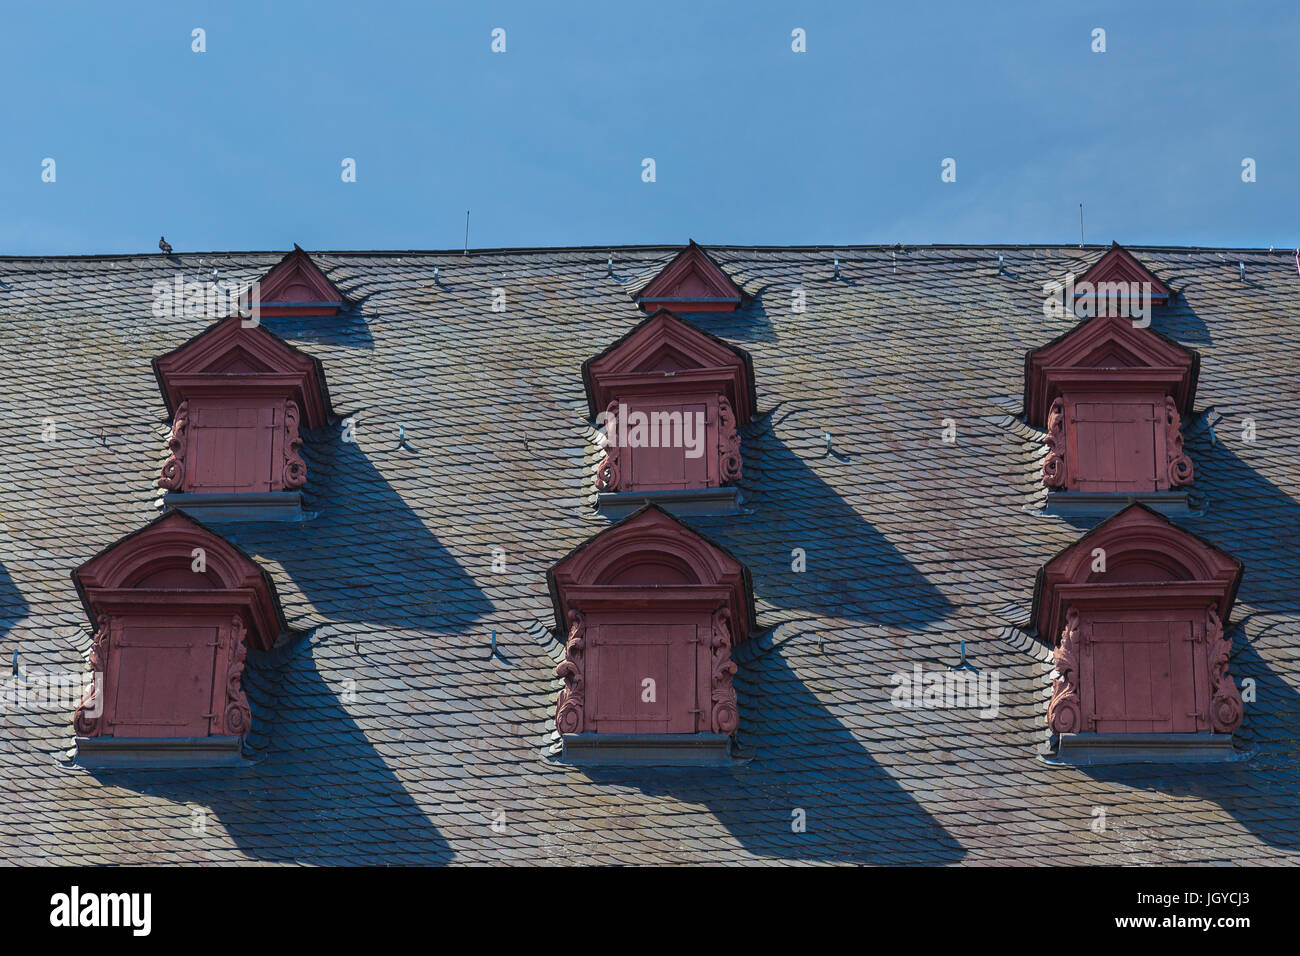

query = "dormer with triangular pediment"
152;315;332;520
635;241;744;313
1026;308;1198;515
257;245;348;317
583;310;755;517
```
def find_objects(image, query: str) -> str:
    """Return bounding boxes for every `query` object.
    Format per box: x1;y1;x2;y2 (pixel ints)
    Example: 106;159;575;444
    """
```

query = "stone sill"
1045;490;1191;518
164;491;304;523
1045;732;1240;766
596;486;741;519
560;733;735;766
75;735;246;769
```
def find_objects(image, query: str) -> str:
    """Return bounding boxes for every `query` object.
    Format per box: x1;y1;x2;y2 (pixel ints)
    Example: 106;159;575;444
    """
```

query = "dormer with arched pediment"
71;512;287;767
634;241;744;314
584;309;756;518
153;314;332;521
1025;301;1199;516
1033;504;1244;764
548;505;755;765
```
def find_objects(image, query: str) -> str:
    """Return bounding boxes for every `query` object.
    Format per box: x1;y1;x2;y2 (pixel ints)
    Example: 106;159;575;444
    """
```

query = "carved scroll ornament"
718;397;742;484
594;400;621;492
1165;396;1194;488
157;400;189;491
1205;605;1243;734
1047;606;1084;734
709;607;740;734
1042;396;1067;489
223;615;253;737
554;608;587;734
283;398;308;490
73;613;111;737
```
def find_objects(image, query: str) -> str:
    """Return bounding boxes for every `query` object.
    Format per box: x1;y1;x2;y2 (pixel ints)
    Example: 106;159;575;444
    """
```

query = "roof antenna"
1078;203;1085;247
949;640;979;674
463;210;470;257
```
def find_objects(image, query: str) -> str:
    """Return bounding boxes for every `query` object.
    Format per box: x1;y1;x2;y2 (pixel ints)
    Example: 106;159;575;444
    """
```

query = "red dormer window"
72;512;286;766
584;310;755;516
1066;243;1173;317
1035;505;1243;761
548;506;755;763
1026;272;1197;507
257;245;348;317
153;315;332;519
635;241;744;313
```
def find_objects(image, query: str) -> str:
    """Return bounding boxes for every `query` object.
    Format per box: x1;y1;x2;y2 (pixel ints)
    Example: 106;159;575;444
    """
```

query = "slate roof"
1;243;1298;865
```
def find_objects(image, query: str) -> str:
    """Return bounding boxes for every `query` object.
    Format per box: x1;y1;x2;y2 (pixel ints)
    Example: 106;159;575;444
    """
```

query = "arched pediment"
1033;504;1242;642
73;512;285;649
548;506;755;641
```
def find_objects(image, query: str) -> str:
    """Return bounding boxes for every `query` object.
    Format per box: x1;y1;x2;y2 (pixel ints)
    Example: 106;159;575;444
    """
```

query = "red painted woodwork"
636;241;744;313
153;315;330;494
1073;243;1173;312
1026;311;1198;492
1036;504;1244;736
72;512;285;741
584;310;754;493
548;506;754;736
257;245;347;317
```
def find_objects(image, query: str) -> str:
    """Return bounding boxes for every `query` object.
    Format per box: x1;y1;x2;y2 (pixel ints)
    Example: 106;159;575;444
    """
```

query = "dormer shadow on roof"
153;315;333;522
1026;268;1200;517
256;245;349;318
634;241;744;314
583;309;756;517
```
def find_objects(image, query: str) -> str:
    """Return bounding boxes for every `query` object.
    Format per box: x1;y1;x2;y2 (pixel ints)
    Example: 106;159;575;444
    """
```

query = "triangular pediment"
1076;243;1173;306
257;246;347;316
636;241;743;312
152;315;332;428
583;310;755;423
1024;314;1198;426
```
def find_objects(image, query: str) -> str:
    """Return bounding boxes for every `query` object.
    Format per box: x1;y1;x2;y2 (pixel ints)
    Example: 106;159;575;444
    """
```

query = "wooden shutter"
1070;400;1161;492
586;621;709;733
186;402;282;493
1082;615;1204;733
626;401;711;491
106;623;221;737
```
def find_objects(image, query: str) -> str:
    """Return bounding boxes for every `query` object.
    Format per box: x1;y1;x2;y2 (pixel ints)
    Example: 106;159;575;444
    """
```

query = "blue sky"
1;1;1296;254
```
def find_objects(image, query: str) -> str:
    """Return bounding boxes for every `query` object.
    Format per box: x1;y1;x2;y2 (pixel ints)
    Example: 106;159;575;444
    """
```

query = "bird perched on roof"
159;236;173;255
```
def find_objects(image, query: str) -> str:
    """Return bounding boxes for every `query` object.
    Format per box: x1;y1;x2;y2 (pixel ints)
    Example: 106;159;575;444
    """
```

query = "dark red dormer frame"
1033;504;1243;737
257;245;348;317
71;511;286;742
1025;313;1199;493
547;506;756;737
635;241;744;313
583;309;756;494
153;315;332;495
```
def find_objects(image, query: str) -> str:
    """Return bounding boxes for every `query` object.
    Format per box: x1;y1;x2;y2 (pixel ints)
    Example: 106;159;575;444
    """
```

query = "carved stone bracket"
157;400;189;491
1042;396;1067;489
1205;605;1242;733
594;400;621;492
283;398;308;490
73;613;111;737
1047;606;1084;734
223;615;253;737
1165;396;1195;488
718;397;742;484
709;607;740;734
554;607;587;734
